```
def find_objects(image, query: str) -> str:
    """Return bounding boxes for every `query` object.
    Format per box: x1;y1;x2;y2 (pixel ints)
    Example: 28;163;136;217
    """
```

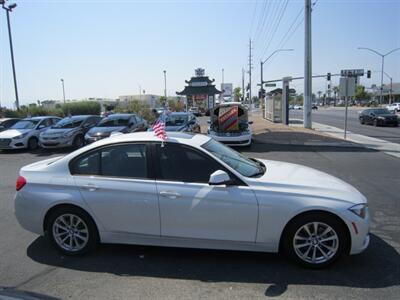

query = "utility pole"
303;0;312;129
248;38;253;106
2;1;19;111
60;79;66;103
222;68;224;85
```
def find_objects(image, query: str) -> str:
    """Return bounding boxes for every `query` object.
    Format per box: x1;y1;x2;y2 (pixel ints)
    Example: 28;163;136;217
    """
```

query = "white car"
0;116;61;150
386;103;400;113
14;132;369;268
293;105;303;110
208;102;252;147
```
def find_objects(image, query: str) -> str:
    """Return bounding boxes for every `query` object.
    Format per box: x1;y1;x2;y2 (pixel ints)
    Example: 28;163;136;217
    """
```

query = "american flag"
152;119;167;141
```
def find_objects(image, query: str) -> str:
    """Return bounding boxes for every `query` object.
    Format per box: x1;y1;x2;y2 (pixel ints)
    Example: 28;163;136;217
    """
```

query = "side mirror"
248;121;253;124
209;170;231;186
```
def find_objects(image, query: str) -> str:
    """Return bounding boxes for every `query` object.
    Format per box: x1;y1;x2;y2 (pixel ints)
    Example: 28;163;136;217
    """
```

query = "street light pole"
163;70;167;100
374;70;393;104
260;48;294;88
304;0;312;129
2;1;19;111
357;47;400;105
60;79;66;103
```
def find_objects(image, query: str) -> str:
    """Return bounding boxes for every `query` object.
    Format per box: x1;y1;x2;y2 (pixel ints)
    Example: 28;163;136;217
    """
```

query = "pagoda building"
176;68;221;111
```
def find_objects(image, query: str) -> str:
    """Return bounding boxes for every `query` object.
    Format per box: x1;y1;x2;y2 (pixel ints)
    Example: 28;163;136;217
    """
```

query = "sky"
0;0;399;108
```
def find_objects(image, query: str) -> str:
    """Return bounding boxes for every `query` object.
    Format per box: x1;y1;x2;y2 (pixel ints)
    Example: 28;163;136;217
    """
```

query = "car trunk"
210;104;249;133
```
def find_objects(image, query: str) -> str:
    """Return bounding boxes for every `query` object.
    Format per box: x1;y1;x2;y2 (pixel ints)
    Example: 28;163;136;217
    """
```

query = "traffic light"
258;88;266;98
367;70;371;79
327;72;331;81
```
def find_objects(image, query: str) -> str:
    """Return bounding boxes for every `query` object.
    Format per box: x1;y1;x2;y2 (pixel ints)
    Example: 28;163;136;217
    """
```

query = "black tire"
27;137;38;150
46;206;99;256
360;118;365;125
72;135;84;149
282;212;349;269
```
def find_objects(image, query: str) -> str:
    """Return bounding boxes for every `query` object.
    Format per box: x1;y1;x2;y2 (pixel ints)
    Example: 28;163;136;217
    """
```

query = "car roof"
60;115;95;120
0;118;19;121
167;112;190;116
22;116;57;121
104;113;135;119
63;132;211;161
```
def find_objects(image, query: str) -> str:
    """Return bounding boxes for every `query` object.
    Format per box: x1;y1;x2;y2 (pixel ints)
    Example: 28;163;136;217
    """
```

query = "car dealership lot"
0;144;399;299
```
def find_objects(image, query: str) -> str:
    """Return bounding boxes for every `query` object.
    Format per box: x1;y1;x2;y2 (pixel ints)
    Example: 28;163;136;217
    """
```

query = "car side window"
156;143;222;183
101;144;148;178
71;151;100;175
40;119;52;128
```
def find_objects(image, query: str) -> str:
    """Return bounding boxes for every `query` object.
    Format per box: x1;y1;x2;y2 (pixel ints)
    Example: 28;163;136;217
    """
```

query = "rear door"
72;143;160;235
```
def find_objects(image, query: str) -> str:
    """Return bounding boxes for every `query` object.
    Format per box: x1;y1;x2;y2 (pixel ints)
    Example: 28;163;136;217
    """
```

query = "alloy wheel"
52;213;89;252
293;221;339;264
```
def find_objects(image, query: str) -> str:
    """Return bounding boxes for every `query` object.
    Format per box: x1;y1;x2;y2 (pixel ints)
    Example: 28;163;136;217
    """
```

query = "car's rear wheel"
47;206;98;255
360;118;365;124
27;137;38;150
282;213;348;268
72;135;84;149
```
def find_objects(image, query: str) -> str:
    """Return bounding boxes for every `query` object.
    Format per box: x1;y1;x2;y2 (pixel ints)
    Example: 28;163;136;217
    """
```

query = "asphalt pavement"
290;108;400;144
0;140;399;299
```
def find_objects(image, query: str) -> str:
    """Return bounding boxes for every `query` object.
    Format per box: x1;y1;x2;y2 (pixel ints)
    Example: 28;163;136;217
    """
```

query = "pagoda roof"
185;76;215;84
176;85;221;96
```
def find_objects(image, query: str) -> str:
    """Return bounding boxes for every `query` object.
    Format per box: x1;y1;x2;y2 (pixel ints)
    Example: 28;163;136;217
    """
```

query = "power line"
248;0;259;38
253;0;270;44
255;0;280;58
261;0;290;59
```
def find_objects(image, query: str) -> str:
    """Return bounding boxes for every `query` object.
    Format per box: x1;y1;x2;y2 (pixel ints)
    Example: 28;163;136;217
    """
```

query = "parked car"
39;115;102;149
189;106;201;116
0;116;61;150
0;118;20;132
293;105;303;110
14;132;370;268
163;112;201;133
386;103;400;113
359;108;398;127
208;102;252;146
85;113;147;144
312;104;318;110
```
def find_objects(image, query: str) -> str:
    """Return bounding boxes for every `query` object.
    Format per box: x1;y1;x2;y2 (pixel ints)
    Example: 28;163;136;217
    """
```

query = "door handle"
159;191;181;199
81;184;99;191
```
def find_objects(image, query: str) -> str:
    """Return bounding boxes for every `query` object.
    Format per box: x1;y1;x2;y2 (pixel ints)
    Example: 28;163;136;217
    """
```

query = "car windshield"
373;109;391;115
98;116;130;127
52;118;84;129
165;114;189;126
11;120;39;129
202;139;264;177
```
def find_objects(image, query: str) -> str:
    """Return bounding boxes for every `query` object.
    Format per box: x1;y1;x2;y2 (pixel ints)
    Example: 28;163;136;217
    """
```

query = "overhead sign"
341;69;364;77
264;83;276;87
339;77;356;97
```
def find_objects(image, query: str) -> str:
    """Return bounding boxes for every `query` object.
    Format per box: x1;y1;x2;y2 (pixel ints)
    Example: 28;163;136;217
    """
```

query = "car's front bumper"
39;136;73;148
208;132;252;146
0;138;27;149
340;208;370;255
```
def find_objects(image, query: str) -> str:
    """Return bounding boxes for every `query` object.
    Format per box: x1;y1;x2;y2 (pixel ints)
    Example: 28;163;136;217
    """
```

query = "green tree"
355;85;371;101
233;87;242;102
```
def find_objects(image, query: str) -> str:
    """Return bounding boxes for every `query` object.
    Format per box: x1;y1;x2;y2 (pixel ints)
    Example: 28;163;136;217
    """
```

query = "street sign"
339;77;356;97
264;83;276;87
341;69;364;77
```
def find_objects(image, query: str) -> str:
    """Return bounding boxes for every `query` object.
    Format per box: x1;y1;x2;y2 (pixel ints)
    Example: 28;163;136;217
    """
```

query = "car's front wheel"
47;206;99;255
282;213;349;268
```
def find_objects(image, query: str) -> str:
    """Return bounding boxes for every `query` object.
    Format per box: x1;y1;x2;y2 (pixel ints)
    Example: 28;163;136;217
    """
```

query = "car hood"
165;125;187;132
0;129;31;138
87;126;125;136
246;159;366;205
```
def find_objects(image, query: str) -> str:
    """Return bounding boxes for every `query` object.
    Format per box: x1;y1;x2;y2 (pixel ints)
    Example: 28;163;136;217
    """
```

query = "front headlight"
13;132;28;140
349;204;368;219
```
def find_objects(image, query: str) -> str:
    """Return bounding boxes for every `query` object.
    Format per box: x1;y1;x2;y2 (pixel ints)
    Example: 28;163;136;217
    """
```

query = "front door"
72;143;160;235
154;143;258;242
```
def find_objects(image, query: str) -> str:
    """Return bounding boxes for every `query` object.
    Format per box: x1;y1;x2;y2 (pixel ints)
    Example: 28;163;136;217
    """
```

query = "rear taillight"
16;176;26;191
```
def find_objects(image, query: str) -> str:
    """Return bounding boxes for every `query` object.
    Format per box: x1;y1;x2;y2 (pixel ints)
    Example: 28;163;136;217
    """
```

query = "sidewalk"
250;115;355;147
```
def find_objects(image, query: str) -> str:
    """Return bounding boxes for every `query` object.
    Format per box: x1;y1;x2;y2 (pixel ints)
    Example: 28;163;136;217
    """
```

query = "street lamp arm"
262;49;293;64
384;47;400;57
357;47;383;57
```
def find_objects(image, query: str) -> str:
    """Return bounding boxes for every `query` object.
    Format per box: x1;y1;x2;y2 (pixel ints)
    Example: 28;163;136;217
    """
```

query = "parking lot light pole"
357;47;400;105
2;1;20;111
60;79;66;103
